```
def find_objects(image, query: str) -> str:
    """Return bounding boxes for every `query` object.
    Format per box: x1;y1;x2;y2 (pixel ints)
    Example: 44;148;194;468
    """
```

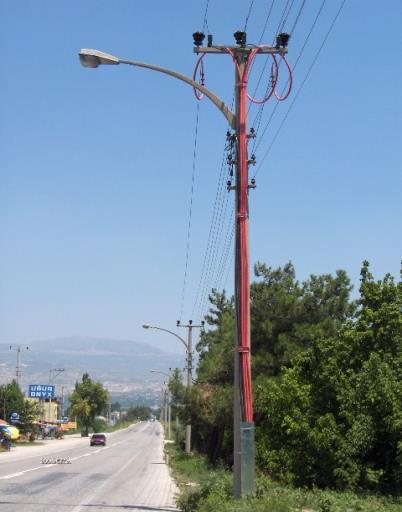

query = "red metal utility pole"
193;30;291;497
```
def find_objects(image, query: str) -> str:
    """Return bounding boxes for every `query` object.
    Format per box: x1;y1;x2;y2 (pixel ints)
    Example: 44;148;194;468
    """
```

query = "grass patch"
166;444;402;512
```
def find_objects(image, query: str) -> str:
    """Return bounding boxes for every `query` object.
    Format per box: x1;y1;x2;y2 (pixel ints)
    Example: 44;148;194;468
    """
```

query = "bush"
92;419;107;433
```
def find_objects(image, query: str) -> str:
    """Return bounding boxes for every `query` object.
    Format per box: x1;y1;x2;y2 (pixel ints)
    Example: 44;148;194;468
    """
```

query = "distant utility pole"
143;321;204;453
9;345;30;385
49;368;64;423
177;320;203;454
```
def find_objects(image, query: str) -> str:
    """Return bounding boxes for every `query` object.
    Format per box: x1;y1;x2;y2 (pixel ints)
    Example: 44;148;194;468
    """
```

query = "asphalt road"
0;422;179;512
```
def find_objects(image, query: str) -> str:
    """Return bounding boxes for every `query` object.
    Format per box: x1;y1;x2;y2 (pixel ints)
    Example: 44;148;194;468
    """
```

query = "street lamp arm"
150;369;171;378
147;326;188;350
118;58;236;129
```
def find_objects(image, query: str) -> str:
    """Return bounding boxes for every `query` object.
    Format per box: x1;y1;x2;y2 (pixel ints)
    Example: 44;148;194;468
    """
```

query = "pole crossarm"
119;58;235;128
194;45;288;55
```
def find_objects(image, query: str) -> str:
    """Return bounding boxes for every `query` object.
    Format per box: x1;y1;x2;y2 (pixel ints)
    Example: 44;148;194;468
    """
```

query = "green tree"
190;264;356;466
111;402;121;412
0;380;24;421
251;262;355;376
255;262;402;493
126;405;152;420
0;380;40;435
69;373;109;435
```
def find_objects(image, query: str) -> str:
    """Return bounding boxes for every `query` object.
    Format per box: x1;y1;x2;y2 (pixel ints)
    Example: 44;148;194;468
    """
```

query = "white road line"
71;448;142;512
0;446;104;478
0;425;143;481
0;472;24;480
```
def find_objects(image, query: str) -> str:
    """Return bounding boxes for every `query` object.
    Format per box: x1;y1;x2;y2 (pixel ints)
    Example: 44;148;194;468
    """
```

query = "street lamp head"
79;49;120;68
142;324;150;329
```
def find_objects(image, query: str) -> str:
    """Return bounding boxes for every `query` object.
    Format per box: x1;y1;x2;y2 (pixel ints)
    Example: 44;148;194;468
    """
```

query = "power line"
191;136;229;316
191;94;235;318
244;0;255;32
254;0;347;176
202;0;211;32
179;2;212;321
250;0;306;143
252;0;326;155
179;102;201;320
257;0;277;44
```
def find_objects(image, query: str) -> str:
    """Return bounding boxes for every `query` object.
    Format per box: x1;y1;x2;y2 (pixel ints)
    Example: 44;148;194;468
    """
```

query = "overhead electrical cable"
250;0;306;141
254;0;347;176
252;0;325;155
202;0;211;32
191;109;233;317
191;91;235;319
179;102;201;321
244;0;255;32
178;0;212;321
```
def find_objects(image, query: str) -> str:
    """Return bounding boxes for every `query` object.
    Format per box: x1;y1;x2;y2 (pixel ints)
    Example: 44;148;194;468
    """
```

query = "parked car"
90;434;106;446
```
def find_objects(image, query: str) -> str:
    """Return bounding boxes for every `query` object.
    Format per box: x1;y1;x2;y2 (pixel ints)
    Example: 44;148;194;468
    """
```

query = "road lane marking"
71;448;143;512
0;472;24;480
0;426;145;481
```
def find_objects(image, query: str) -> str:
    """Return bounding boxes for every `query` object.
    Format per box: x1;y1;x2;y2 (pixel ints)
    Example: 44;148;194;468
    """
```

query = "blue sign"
28;385;55;399
9;412;19;423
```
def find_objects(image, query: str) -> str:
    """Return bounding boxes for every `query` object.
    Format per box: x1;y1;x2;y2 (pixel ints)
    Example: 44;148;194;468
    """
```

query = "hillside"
0;337;185;402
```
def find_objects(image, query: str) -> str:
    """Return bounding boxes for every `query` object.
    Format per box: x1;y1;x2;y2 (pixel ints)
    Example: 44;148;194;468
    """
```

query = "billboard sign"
28;385;55;399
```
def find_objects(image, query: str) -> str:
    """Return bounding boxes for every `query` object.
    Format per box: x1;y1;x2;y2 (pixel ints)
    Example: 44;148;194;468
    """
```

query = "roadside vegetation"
167;444;401;512
167;261;402;510
69;373;109;435
0;380;39;444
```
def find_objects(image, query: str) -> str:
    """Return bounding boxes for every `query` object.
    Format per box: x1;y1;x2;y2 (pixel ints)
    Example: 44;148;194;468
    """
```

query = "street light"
79;49;119;67
143;323;193;454
150;369;171;378
150;370;171;438
80;37;291;496
78;49;235;128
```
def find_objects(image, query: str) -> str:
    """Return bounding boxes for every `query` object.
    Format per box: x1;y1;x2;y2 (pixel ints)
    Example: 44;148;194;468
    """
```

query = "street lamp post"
150;369;172;439
79;33;290;496
143;323;199;454
48;368;64;423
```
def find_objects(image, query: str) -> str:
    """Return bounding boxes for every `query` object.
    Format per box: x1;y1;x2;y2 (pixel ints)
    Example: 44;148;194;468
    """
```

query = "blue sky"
0;1;401;354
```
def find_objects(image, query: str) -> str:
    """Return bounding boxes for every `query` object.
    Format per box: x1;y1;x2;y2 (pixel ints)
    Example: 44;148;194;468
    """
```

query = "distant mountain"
0;337;186;403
